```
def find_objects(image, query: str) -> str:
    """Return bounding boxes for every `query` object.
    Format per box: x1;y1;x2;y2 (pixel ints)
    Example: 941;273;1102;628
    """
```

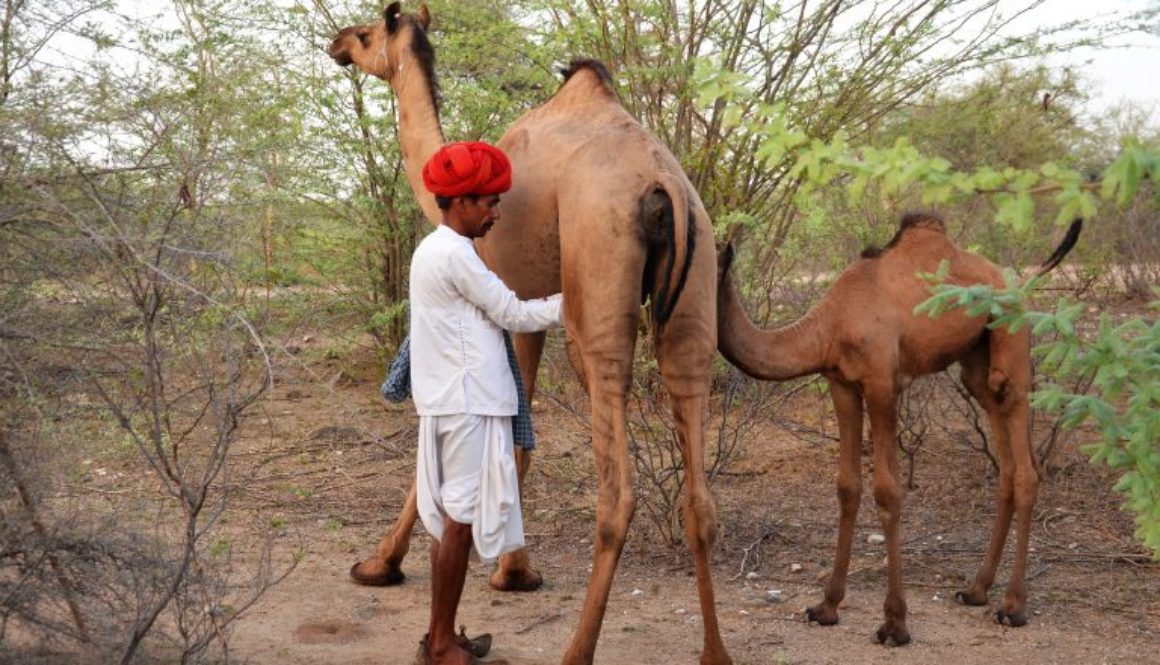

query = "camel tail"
1035;218;1083;276
644;172;696;334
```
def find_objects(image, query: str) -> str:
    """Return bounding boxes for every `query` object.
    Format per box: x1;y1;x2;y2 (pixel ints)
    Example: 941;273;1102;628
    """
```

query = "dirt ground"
202;344;1160;665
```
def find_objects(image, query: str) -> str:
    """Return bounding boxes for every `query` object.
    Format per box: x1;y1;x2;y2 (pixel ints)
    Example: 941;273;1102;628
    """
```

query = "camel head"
328;2;432;81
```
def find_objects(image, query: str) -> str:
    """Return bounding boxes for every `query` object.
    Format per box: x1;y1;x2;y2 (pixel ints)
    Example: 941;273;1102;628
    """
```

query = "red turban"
422;141;512;198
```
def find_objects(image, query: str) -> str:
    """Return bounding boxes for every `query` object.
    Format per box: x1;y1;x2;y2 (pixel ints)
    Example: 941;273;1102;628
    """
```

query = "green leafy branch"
782;132;1158;232
918;275;1160;557
694;64;1160;233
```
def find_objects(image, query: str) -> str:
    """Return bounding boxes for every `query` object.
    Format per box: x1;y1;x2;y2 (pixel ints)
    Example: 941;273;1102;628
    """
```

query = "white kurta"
409;224;562;559
410;225;562;417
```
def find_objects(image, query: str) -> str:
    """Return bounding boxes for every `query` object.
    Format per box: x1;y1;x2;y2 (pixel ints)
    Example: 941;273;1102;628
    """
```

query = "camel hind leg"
559;320;639;665
656;322;731;664
956;331;1037;626
807;378;864;627
556;186;650;664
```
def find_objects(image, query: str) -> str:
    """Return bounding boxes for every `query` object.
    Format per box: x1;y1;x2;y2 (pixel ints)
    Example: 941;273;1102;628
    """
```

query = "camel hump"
861;211;947;258
640;172;695;333
899;211;946;234
558;59;616;95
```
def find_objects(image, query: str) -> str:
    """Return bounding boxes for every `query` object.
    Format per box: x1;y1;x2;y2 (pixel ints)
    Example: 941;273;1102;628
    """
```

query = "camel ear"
721;243;735;274
385;2;403;33
418;3;431;29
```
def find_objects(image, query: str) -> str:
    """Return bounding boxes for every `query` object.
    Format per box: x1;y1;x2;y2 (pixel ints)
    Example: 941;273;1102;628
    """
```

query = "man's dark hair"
435;193;482;210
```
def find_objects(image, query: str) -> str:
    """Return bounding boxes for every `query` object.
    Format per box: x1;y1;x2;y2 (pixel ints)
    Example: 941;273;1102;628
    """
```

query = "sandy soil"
218;356;1160;665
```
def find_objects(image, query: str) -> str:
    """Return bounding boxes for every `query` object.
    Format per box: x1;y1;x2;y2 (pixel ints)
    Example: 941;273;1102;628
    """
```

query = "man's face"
460;194;501;239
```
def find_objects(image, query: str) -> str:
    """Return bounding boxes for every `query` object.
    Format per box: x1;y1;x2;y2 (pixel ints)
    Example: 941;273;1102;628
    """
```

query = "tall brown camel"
328;4;731;664
717;212;1081;646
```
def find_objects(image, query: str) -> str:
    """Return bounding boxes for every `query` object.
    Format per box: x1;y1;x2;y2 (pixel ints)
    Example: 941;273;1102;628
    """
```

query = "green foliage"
1034;296;1160;554
919;278;1160;557
1101;139;1160;207
527;0;1111;269
369;299;409;341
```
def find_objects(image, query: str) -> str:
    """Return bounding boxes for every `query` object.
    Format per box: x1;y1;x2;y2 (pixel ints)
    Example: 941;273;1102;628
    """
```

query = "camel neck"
717;270;829;381
392;55;445;227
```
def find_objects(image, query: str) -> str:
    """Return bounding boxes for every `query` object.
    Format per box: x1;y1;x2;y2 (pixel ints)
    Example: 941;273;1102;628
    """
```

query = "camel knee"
595;490;636;550
873;479;902;508
682;485;719;549
514;447;532;485
873;480;903;522
1013;470;1039;512
836;475;862;513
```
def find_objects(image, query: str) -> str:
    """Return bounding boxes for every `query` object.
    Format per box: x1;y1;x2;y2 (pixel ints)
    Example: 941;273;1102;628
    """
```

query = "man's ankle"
426;637;470;664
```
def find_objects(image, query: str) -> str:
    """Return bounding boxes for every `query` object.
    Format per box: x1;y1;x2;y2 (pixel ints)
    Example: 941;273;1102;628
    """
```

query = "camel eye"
356;30;370;47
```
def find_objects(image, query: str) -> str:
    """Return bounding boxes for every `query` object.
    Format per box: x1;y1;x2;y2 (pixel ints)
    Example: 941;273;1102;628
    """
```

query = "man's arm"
448;248;562;333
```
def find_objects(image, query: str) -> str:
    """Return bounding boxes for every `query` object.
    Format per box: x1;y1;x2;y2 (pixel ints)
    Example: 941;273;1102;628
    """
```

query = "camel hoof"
954;588;988;606
874;622;911;647
805;604;839;626
349;560;405;587
994;608;1028;627
488;566;543;592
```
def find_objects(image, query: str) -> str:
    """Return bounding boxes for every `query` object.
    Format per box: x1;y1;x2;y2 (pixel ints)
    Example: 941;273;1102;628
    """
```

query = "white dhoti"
416;413;524;561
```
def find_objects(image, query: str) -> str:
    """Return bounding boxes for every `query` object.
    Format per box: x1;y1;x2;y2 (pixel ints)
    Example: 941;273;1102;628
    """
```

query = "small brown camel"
329;4;731;664
716;213;1081;646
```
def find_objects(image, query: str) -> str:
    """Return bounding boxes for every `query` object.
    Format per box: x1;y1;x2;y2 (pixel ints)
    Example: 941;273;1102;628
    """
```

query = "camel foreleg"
808;379;864;627
489;446;544;591
867;385;910;646
350;482;417;586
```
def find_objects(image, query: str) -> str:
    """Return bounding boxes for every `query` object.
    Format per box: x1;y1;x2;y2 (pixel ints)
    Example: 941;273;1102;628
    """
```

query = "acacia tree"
525;1;1110;263
1;0;300;661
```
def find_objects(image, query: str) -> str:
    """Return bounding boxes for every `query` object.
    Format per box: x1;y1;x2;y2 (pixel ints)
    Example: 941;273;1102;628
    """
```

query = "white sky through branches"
47;1;1160;122
1012;0;1159;116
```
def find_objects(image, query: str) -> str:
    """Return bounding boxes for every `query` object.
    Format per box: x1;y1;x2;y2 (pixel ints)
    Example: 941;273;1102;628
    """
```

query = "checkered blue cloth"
380;335;412;403
381;332;536;451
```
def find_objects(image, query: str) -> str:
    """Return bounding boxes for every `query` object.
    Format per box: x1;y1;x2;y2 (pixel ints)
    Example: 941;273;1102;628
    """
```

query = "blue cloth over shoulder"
381;332;536;451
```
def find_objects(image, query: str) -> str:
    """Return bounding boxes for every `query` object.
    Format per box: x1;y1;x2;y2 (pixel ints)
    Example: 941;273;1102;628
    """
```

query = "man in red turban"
422;140;512;200
411;141;562;664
